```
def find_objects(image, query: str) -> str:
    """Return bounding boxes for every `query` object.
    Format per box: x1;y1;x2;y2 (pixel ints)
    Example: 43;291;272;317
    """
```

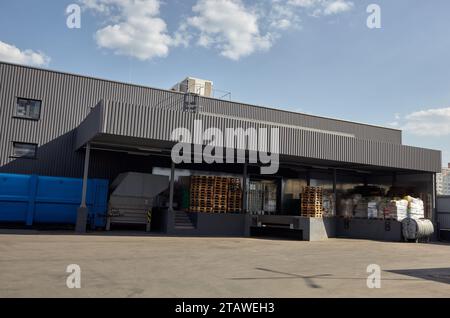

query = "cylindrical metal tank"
402;218;434;241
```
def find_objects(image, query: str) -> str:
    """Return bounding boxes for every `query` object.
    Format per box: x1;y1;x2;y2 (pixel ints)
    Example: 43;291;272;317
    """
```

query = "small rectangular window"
12;142;37;159
15;98;41;120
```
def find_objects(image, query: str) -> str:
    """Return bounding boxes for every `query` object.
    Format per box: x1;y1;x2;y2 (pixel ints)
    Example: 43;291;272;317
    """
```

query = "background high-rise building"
437;163;450;195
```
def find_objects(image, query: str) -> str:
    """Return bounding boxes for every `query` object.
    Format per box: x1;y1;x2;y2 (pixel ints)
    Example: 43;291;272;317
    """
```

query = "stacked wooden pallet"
190;176;215;213
213;177;229;213
300;186;323;218
227;178;242;213
190;176;243;213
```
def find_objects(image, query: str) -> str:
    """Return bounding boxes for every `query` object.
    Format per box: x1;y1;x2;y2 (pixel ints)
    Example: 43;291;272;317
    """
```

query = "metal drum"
402;218;434;241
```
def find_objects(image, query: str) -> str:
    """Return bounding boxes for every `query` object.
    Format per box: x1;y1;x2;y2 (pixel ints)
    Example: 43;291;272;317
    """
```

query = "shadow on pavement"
386;268;450;285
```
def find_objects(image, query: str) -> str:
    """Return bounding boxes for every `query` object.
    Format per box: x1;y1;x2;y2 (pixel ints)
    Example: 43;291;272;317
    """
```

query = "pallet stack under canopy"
227;178;243;213
213;176;229;213
190;176;243;213
190;176;215;213
300;186;323;218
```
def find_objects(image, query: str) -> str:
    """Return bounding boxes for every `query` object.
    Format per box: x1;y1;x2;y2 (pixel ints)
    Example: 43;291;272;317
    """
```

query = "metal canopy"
75;99;441;173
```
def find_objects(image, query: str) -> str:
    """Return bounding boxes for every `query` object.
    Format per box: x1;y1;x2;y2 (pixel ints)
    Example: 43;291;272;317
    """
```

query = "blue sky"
0;0;449;165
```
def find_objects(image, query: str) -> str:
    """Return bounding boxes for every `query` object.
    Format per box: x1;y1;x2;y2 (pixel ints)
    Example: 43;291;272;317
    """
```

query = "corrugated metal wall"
0;62;438;179
93;101;440;172
437;196;450;229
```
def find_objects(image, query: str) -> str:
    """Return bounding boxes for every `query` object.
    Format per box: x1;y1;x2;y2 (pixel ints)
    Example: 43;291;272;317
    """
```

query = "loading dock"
0;62;441;242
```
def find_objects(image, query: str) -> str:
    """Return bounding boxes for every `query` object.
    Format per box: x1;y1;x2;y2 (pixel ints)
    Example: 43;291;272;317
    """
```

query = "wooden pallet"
302;214;323;218
190;199;213;204
213;203;227;210
300;186;324;218
301;205;323;210
190;176;244;214
190;187;214;191
191;192;214;196
303;186;323;191
190;206;213;213
191;185;214;189
214;192;228;196
191;195;214;199
191;197;213;201
190;199;213;203
227;188;242;212
191;190;214;193
212;207;228;213
301;208;323;214
190;205;213;210
302;211;323;215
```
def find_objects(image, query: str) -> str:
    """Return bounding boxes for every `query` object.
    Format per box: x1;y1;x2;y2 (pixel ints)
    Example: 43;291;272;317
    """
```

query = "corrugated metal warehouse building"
0;62;442;240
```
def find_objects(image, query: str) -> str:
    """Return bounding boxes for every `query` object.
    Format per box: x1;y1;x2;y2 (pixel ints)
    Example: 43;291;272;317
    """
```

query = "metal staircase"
174;211;196;230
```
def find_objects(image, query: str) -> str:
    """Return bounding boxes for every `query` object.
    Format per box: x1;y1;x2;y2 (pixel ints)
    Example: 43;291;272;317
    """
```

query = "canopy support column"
76;143;91;233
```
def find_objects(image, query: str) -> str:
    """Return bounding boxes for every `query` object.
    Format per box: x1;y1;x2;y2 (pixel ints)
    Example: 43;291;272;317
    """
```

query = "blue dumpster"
0;173;109;228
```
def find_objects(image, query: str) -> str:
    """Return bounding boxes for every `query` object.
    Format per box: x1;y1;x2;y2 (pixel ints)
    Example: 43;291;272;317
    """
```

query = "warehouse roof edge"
0;61;441;176
0;61;402;132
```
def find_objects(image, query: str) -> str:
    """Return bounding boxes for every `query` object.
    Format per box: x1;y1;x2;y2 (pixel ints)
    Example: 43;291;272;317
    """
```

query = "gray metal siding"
198;97;402;143
77;100;440;172
0;62;401;140
437;196;450;229
0;62;439;178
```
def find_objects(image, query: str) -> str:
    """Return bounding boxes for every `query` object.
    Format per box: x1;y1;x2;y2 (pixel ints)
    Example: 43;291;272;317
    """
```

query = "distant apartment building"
437;163;450;195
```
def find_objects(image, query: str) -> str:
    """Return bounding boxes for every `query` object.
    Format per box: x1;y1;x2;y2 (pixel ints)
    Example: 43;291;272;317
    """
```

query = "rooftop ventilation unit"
171;77;213;97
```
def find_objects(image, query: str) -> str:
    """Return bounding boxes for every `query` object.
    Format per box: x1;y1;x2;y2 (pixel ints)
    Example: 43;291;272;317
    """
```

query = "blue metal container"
0;173;109;228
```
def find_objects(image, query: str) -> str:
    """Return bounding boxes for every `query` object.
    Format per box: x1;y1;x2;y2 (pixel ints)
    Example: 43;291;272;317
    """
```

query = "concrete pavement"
0;231;449;297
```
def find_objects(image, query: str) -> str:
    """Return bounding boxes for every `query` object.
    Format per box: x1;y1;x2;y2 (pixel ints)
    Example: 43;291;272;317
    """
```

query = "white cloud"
387;121;399;128
0;41;50;66
187;0;273;60
288;0;354;16
81;0;355;61
269;0;302;30
81;0;177;60
323;0;353;15
182;0;352;60
401;107;450;136
271;18;292;30
288;0;319;8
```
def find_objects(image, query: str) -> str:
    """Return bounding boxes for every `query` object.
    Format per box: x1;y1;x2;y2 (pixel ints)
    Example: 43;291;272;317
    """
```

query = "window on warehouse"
14;97;42;120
